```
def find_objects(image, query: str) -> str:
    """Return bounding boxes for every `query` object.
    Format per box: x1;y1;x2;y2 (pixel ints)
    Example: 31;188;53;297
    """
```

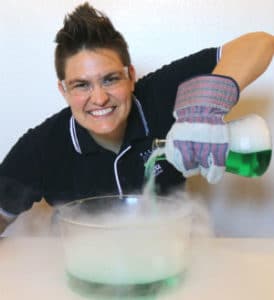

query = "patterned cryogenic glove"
165;74;240;183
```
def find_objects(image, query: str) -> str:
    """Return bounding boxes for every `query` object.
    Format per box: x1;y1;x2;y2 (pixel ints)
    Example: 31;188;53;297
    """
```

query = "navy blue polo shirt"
0;47;218;215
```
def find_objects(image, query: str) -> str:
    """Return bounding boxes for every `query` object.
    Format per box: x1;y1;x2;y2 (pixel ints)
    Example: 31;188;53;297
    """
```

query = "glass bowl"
57;194;192;295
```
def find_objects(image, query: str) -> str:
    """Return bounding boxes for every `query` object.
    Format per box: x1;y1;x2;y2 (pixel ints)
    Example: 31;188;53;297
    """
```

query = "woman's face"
59;48;136;143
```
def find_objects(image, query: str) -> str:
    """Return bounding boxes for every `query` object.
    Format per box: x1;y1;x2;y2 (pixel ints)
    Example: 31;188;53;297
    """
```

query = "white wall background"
0;0;273;237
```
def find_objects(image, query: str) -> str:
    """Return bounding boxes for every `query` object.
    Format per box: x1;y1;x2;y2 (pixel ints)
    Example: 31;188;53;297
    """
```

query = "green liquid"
67;271;184;299
225;149;272;177
146;149;271;179
144;154;166;181
144;150;166;197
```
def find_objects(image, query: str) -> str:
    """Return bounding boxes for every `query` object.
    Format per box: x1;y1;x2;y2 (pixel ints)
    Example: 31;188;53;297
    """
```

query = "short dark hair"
54;2;131;80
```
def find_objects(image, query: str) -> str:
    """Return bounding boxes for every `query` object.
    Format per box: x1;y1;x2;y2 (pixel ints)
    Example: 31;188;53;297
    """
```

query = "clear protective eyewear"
62;66;129;97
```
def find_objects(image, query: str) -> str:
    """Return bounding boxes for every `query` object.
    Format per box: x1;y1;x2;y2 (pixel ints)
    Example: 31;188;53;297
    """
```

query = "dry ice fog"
1;164;268;299
1;181;214;291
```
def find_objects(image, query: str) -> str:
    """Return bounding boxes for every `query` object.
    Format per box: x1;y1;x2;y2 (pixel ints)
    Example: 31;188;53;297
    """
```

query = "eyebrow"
66;70;124;86
67;78;89;86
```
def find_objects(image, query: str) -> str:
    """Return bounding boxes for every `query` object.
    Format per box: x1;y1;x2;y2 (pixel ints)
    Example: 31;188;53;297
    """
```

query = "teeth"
90;107;114;116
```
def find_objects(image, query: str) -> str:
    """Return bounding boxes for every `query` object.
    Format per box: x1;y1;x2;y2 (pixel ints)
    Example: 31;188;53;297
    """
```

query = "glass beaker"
225;114;272;177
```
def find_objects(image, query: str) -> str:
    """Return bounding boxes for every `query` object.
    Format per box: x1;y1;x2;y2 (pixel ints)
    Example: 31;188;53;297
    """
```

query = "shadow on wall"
185;173;274;237
186;174;272;207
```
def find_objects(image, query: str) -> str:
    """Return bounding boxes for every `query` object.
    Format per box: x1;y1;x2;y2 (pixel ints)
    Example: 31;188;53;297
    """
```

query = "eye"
71;82;90;90
102;74;121;86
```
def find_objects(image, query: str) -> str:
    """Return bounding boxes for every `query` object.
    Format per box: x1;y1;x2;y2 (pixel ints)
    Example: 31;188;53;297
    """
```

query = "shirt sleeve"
0;129;43;215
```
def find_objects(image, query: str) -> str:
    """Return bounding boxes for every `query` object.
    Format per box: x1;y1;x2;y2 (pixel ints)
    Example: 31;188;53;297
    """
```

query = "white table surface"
0;237;274;300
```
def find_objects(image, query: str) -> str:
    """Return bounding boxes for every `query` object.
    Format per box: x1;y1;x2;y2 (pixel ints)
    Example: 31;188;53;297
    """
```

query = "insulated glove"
165;74;240;183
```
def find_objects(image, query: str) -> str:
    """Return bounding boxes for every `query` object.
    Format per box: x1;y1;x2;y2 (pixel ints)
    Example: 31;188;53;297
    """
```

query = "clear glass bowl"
57;194;192;295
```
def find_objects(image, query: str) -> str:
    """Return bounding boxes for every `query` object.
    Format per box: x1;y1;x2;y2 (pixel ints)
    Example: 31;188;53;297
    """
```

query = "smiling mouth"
88;107;115;117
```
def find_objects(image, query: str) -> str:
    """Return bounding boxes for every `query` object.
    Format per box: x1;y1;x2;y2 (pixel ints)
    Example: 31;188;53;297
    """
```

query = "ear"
128;65;136;91
58;80;66;98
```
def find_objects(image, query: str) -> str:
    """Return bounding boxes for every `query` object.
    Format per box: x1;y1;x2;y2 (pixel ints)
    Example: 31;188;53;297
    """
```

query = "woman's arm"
213;32;274;91
0;213;15;235
0;215;7;235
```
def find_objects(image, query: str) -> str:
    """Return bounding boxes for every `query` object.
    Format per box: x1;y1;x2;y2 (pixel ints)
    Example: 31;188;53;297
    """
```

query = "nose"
90;85;109;106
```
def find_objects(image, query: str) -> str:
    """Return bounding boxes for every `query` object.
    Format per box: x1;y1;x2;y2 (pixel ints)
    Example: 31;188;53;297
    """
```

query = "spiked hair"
54;2;131;80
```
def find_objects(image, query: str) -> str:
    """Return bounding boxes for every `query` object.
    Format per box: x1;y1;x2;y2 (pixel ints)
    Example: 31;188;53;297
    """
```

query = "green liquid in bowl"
67;271;184;299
